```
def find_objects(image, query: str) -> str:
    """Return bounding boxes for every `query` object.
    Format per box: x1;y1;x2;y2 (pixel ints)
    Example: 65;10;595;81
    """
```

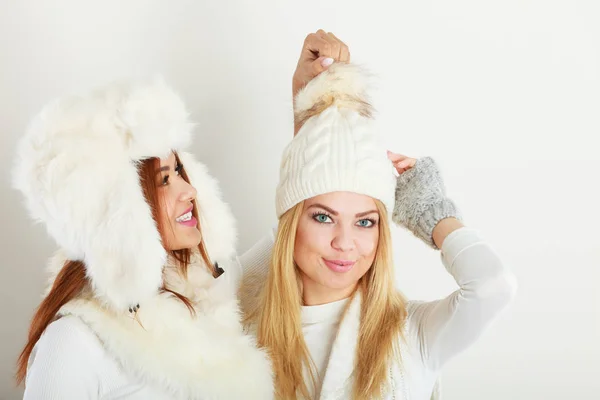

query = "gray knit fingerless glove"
392;157;461;249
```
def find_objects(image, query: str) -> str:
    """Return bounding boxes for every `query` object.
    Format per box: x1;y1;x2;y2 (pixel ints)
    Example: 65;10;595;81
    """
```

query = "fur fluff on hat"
13;77;237;312
293;63;373;127
276;63;396;217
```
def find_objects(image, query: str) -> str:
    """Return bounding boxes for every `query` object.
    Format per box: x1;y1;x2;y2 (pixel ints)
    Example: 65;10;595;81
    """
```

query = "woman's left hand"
390;156;463;249
387;151;417;174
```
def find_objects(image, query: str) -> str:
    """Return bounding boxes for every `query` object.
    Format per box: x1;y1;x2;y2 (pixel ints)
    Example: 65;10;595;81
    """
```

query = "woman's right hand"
293;30;350;135
292;30;350;99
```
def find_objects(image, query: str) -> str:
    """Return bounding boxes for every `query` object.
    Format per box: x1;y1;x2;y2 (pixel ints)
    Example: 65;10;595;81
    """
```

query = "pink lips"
323;259;356;273
178;217;197;227
176;206;197;228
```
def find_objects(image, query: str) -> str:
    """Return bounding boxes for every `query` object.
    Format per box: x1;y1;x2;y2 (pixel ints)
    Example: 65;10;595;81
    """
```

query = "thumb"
310;56;334;76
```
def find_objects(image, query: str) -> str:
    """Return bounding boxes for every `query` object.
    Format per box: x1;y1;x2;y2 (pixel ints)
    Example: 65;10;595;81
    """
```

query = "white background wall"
1;1;598;399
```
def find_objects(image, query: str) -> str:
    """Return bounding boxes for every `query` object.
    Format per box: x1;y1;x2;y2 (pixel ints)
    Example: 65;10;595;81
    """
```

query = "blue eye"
312;213;333;224
357;219;376;228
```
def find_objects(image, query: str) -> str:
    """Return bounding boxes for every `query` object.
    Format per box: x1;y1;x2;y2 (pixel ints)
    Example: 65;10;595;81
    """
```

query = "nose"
331;225;355;253
178;180;197;203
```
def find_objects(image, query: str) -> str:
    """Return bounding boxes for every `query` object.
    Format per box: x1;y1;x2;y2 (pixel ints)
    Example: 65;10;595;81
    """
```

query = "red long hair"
15;153;213;385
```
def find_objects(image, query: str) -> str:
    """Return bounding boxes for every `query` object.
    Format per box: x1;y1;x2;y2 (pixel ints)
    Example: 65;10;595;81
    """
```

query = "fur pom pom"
293;63;374;127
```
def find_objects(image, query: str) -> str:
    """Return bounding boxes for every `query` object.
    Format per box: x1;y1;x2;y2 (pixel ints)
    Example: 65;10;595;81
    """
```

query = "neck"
301;276;356;306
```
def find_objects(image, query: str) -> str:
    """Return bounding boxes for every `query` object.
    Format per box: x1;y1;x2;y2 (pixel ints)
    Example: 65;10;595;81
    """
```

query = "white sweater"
24;316;173;399
23;253;273;400
301;298;350;398
24;228;515;400
237;227;517;400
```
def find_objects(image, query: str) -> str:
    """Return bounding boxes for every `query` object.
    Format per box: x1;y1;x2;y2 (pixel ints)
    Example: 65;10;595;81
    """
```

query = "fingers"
316;29;342;61
387;150;417;174
327;31;350;63
387;150;408;163
394;159;414;169
302;30;349;64
303;33;332;61
293;30;349;97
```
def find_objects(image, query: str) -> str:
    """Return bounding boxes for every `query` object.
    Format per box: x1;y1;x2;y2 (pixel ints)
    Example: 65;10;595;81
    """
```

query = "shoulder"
38;315;106;355
24;316;114;398
26;316;110;382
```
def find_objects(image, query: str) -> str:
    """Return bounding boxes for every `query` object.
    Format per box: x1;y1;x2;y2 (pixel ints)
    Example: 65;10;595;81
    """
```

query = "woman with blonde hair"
239;61;517;399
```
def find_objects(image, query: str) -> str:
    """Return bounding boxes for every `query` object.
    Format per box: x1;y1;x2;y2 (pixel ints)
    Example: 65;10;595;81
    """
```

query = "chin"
168;242;200;251
321;274;360;291
184;235;202;250
167;231;202;251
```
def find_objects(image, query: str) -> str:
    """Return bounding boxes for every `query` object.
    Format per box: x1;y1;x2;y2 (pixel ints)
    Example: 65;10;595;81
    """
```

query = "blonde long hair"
248;199;407;399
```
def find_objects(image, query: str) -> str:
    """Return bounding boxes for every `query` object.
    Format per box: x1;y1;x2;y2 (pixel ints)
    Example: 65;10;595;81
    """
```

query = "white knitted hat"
13;77;237;312
276;64;396;218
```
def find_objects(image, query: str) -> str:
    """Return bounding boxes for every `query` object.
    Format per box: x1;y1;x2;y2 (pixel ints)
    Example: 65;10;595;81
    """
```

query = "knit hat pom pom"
293;63;373;127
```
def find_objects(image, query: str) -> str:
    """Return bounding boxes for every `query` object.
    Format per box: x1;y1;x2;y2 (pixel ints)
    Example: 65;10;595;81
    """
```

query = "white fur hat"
275;64;396;217
13;77;236;312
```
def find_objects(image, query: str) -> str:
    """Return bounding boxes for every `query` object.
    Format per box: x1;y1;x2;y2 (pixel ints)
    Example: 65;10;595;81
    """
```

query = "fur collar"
51;252;273;399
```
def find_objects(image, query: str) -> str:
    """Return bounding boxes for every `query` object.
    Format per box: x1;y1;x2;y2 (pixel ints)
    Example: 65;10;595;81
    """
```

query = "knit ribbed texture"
392;157;461;249
276;107;396;217
276;63;396;217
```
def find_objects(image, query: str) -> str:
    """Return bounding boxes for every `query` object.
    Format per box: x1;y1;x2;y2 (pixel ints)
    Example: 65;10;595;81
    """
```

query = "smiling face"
154;152;202;251
293;191;380;305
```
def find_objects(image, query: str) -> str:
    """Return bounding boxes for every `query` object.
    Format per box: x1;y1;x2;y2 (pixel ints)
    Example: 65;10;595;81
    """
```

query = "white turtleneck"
301;297;350;397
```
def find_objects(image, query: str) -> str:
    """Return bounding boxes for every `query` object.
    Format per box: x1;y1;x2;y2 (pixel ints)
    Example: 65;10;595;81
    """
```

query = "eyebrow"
307;203;379;218
156;166;170;175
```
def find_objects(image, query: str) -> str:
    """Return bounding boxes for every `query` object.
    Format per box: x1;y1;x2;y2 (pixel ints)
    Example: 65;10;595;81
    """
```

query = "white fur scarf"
49;252;274;400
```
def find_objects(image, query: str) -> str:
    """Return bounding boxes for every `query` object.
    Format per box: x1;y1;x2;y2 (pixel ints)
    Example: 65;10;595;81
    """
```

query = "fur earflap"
42;153;239;298
293;63;374;127
13;77;196;312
